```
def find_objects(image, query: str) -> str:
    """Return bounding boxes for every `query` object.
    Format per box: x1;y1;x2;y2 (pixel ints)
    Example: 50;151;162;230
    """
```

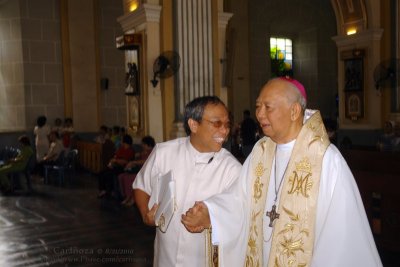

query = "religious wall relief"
117;33;146;136
341;49;365;121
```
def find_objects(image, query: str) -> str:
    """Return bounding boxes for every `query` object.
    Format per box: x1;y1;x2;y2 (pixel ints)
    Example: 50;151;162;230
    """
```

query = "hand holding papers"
148;170;176;232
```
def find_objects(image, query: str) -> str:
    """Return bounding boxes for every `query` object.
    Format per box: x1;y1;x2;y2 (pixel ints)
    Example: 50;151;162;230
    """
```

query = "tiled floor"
0;173;154;267
0;171;398;267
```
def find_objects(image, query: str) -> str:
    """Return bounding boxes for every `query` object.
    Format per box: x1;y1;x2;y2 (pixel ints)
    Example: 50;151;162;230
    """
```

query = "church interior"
0;0;399;266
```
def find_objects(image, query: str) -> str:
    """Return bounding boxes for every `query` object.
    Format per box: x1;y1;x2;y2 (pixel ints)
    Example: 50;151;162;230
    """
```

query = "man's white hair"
285;82;307;111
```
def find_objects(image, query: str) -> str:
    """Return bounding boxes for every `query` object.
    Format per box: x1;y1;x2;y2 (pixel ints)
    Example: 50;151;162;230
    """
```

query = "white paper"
147;170;176;232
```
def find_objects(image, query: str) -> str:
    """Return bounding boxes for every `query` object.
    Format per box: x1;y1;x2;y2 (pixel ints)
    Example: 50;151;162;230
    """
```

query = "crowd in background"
1;111;399;198
376;120;400;152
0;114;157;199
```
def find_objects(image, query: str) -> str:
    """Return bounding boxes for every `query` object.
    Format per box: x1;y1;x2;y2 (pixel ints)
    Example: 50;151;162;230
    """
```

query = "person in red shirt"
97;134;135;198
118;135;156;206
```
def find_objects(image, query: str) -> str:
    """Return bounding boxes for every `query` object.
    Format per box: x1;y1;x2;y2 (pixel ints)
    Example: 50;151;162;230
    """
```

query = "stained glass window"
270;37;293;77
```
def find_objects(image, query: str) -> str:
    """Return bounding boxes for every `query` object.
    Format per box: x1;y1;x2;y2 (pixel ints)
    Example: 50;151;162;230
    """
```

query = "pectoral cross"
266;204;280;227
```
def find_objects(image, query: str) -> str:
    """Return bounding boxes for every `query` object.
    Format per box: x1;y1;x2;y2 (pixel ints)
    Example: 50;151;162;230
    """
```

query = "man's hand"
181;201;211;233
143;203;158;226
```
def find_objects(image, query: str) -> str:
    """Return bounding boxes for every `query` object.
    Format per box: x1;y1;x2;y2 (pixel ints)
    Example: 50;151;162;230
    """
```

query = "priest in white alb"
133;96;241;267
182;77;383;267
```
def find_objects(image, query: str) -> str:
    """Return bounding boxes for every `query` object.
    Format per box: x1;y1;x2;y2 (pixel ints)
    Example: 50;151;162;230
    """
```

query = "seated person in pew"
97;134;135;198
52;117;63;136
118;135;155;206
376;120;396;151
36;130;64;177
0;135;33;193
111;126;122;149
94;125;111;144
391;122;400;151
61;117;74;150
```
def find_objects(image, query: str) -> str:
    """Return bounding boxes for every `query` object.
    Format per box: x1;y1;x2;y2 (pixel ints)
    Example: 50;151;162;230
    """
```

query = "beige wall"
0;0;64;132
0;0;125;133
0;0;397;142
98;0;126;129
246;0;337;120
66;0;126;132
225;0;337;124
0;0;25;131
67;0;98;132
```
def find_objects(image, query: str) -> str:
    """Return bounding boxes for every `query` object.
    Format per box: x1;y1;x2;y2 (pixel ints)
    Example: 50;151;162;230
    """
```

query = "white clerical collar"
186;138;216;164
277;139;296;151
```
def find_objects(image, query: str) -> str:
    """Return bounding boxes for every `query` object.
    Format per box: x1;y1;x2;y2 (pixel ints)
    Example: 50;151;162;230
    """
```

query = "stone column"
217;11;233;105
118;3;163;142
170;0;231;139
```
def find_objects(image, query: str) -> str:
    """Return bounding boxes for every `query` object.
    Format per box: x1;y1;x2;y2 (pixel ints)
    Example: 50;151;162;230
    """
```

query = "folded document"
148;170;176;232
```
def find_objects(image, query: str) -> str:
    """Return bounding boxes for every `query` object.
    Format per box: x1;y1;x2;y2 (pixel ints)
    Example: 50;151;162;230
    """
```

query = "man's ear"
291;103;302;121
188;118;199;133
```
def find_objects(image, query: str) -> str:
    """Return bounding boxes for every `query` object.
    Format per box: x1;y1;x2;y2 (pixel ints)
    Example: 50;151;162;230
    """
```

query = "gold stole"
206;228;219;267
245;111;330;267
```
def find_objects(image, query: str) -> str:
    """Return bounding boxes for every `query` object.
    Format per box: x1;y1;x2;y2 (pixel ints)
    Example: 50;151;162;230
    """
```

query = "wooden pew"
76;140;115;174
342;149;400;252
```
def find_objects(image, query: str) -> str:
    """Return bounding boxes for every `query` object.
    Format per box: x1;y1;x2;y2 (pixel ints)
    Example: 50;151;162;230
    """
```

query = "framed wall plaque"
344;57;363;91
345;91;364;120
117;32;145;136
341;49;365;120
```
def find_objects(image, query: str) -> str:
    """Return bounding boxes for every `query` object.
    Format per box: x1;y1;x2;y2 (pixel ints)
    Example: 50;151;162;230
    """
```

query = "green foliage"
270;47;292;77
270;47;279;59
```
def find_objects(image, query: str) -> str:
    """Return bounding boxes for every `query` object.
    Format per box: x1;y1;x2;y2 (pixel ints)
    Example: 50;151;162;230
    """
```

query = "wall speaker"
100;78;109;90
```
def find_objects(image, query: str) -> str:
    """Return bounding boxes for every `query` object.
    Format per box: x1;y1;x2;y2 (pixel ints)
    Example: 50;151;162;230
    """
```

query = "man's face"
255;80;293;144
190;103;230;153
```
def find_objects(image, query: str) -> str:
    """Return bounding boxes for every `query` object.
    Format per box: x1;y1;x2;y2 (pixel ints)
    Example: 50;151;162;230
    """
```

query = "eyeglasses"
202;118;231;129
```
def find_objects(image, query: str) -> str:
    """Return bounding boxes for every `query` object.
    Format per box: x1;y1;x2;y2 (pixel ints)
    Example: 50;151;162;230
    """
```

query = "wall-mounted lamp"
129;0;139;12
346;27;357;35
